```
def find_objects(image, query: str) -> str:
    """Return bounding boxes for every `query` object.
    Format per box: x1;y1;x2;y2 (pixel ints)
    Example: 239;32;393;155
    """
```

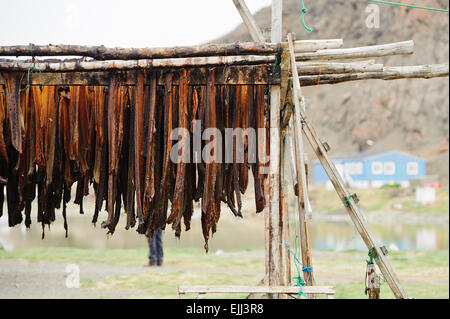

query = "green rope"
21;43;41;91
366;246;380;265
368;0;449;13
272;51;281;78
299;0;313;32
343;193;360;208
293;275;307;299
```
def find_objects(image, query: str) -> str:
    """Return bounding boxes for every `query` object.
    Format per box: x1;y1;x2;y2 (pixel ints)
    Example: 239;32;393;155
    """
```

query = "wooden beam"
297;61;384;75
177;285;335;295
233;0;265;42
0;42;281;60
0;55;275;72
282;39;343;52
268;0;284;295
298;63;449;86
0;65;279;86
296;40;414;61
287;32;315;289
0;39;344;60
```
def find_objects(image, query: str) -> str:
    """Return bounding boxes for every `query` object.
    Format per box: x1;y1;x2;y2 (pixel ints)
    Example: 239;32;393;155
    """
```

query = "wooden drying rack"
0;0;448;300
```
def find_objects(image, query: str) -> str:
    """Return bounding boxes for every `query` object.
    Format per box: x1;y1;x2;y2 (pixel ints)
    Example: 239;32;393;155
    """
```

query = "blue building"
314;151;426;189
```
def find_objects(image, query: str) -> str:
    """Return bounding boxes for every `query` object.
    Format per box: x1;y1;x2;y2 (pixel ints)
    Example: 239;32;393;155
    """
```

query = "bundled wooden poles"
0;68;270;248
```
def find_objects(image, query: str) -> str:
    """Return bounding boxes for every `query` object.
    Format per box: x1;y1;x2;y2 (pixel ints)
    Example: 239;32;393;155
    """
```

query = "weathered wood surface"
287;33;315;289
0;65;279;86
0;43;280;60
296;40;414;61
1;63;445;87
298;63;449;85
366;264;381;299
0;40;344;60
268;0;286;295
0;55;276;72
298;61;383;75
177;285;335;295
282;39;343;52
233;0;265;43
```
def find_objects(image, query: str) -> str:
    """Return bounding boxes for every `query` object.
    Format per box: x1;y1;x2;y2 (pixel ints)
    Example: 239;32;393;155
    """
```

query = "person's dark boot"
156;260;163;267
144;260;156;267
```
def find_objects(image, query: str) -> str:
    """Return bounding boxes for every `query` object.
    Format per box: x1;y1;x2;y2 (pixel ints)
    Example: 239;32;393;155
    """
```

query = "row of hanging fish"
0;68;270;251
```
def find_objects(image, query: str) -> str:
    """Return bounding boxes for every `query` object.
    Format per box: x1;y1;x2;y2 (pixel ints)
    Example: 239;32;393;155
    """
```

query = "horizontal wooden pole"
0;55;275;72
296;40;414;61
0;43;279;60
0;65;279;86
298;61;384;74
283;39;343;52
177;285;335;295
298;63;449;86
0;40;343;60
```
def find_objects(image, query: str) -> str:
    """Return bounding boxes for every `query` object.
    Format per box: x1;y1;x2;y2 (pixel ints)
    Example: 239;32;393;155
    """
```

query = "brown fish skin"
252;86;266;213
156;72;174;229
102;74;121;232
2;72;24;154
125;88;136;230
43;86;57;185
143;71;157;230
201;68;218;252
78;86;90;174
239;86;249;195
68;86;79;163
134;70;146;229
0;84;8;166
93;87;106;184
167;69;189;227
31;86;45;167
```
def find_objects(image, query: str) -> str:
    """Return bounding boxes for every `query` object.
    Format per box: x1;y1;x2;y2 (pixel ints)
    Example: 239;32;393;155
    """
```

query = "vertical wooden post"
366;264;381;299
287;33;315;288
268;0;290;297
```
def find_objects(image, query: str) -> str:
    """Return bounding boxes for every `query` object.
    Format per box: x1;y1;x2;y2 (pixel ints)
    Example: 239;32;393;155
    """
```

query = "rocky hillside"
215;0;449;182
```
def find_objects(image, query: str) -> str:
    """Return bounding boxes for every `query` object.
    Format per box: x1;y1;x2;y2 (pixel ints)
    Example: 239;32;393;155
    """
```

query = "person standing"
146;229;163;267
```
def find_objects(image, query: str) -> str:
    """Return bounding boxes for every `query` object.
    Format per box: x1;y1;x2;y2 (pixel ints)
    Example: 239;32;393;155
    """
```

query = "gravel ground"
0;260;153;299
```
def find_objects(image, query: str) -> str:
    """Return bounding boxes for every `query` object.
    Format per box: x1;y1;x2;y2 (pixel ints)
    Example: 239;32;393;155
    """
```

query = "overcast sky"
0;0;272;47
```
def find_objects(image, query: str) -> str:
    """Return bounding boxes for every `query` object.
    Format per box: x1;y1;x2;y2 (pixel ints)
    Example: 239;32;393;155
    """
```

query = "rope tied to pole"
285;243;314;299
21;43;42;91
366;246;380;265
343;193;360;208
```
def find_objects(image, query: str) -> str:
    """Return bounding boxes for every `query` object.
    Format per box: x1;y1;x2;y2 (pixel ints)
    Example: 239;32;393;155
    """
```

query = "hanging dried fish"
201;68;219;251
2;72;24;154
134;70;146;231
0;84;8;167
143;71;157;232
0;67;271;250
102;74;121;233
167;69;188;228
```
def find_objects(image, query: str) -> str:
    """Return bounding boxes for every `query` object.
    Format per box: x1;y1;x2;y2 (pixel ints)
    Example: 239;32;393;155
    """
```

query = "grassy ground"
309;187;449;214
0;247;448;299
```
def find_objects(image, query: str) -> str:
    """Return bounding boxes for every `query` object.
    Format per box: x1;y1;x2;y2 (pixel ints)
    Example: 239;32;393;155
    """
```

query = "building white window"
407;162;419;175
372;162;383;175
355;162;363;175
384;162;396;175
345;162;363;175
